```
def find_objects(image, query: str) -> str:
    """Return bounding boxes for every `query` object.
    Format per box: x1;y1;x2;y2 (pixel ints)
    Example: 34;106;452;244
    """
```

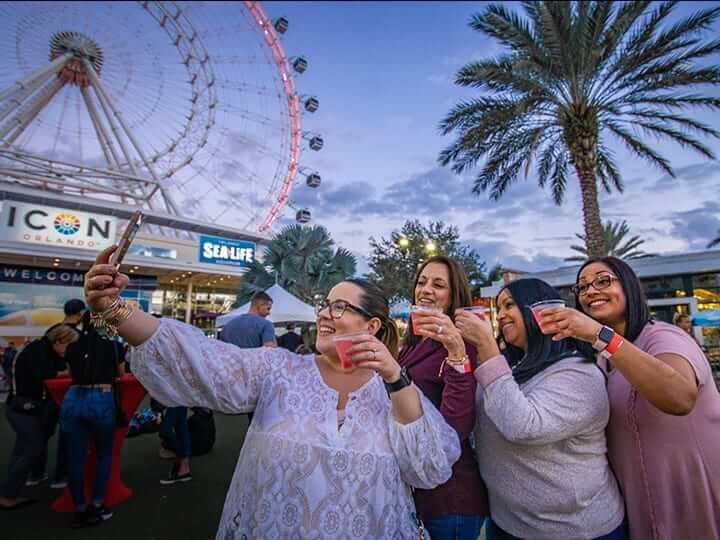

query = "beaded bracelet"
438;354;472;376
91;297;134;337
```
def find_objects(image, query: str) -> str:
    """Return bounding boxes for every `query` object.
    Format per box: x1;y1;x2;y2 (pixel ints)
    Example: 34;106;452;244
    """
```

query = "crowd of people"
2;245;719;539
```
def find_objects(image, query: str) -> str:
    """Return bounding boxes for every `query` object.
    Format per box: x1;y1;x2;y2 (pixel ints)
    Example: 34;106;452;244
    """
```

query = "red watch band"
604;334;624;356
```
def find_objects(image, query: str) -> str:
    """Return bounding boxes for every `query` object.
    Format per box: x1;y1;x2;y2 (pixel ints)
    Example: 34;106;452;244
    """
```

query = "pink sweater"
604;322;720;539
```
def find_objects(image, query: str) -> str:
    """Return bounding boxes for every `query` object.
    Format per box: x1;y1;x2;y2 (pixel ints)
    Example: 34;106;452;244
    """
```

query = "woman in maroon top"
400;255;489;539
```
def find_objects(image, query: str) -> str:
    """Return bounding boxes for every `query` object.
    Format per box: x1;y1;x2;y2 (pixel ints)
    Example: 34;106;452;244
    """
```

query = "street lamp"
425;240;436;253
398;236;410;248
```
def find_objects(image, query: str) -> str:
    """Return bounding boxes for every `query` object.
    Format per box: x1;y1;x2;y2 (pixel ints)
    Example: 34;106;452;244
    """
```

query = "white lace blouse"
131;319;461;539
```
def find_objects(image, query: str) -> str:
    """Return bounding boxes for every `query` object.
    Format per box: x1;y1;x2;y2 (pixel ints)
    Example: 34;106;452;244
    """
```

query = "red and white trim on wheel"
244;1;302;232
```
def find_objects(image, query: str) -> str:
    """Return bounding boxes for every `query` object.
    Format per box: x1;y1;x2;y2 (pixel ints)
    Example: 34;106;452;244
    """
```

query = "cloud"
653;162;720;191
466;239;567;272
669;201;720;250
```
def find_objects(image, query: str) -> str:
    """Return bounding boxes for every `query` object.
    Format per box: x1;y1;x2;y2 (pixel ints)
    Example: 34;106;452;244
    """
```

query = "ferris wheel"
0;1;321;232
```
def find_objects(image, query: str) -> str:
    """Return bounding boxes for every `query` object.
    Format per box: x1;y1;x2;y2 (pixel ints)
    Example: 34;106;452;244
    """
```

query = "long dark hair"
574;257;651;342
405;255;472;347
499;278;592;384
344;279;401;358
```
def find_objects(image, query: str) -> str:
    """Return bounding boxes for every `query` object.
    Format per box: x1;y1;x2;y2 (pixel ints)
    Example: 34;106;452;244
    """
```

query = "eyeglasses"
571;274;619;296
314;298;374;320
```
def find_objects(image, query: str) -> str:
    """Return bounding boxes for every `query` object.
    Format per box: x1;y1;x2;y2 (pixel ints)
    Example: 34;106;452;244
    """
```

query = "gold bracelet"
91;297;135;337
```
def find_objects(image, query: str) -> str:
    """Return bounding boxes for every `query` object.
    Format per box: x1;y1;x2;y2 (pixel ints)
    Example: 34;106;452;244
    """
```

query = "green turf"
1;399;249;540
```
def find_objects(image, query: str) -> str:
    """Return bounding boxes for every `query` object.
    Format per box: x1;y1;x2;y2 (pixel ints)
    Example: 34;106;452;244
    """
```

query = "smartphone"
110;211;143;268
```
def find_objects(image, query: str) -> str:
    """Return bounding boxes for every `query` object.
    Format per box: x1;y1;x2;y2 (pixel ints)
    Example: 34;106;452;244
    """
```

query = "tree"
709;230;720;249
236;225;356;305
440;1;720;260
565;219;655;261
367;220;495;302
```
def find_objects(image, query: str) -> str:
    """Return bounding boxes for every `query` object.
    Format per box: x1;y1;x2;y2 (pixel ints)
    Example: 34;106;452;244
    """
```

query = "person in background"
0;324;75;510
399;256;488;540
673;312;711;360
60;312;125;528
42;298;89;490
540;256;720;538
85;245;461;539
158;404;192;485
219;291;276;426
277;323;303;352
2;343;17;383
219;291;277;348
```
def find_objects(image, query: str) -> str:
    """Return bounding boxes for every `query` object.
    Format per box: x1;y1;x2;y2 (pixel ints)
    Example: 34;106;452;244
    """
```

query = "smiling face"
315;282;377;358
414;262;451;311
577;262;626;327
497;288;528;352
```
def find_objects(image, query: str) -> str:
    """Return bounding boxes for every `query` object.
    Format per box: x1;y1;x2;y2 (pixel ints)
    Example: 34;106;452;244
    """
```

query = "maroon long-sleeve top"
399;338;489;520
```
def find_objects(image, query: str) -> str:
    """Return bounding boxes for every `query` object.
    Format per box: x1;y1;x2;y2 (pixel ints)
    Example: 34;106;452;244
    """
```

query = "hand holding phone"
109;211;143;269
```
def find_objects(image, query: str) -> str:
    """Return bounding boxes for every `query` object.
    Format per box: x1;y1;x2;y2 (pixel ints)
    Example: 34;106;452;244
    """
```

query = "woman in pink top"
540;256;720;539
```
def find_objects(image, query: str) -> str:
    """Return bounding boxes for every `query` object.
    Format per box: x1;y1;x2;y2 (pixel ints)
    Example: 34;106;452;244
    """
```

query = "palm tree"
709;230;720;248
565;219;655;261
237;224;357;305
440;1;720;259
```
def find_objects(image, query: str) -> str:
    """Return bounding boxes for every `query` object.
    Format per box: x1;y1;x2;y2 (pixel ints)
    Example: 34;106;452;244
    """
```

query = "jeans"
160;407;191;458
423;515;485;540
2;405;47;498
486;518;627;540
29;400;68;482
60;387;116;511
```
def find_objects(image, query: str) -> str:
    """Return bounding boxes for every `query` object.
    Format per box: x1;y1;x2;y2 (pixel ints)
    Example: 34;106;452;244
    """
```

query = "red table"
44;374;147;512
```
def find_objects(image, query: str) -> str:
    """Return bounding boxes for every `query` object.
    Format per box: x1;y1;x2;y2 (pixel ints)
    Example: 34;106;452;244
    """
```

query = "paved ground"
1;398;249;540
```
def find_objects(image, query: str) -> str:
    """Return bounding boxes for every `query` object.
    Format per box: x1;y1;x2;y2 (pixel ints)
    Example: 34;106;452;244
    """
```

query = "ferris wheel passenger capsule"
304;96;319;113
306;173;321;188
296;209;312;223
274;17;289;34
308;136;323;151
292;56;308;74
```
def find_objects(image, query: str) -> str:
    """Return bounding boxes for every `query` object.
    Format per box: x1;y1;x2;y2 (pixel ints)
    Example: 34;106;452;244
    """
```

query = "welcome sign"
0;202;118;250
199;234;256;268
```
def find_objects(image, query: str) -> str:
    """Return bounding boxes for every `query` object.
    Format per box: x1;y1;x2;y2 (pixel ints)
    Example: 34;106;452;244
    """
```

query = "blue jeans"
423;515;485;540
486;518;627;540
60;387;116;511
160;407;191;458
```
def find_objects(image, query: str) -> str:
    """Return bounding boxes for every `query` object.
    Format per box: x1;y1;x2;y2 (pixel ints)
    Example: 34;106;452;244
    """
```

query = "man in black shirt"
0;324;76;510
277;324;303;352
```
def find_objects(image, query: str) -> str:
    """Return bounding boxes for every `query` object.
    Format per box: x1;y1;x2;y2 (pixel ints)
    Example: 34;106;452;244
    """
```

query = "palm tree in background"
237;225;357;305
709;230;720;248
565;219;655;261
440;1;720;259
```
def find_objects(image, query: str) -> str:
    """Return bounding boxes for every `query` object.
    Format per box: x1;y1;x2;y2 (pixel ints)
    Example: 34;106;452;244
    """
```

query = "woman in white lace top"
85;247;461;539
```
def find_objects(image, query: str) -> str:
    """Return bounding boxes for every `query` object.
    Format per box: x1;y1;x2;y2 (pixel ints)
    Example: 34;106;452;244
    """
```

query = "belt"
74;384;113;392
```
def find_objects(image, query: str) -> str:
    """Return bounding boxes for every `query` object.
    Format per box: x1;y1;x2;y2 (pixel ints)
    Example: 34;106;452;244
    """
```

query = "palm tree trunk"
569;134;607;259
575;166;606;259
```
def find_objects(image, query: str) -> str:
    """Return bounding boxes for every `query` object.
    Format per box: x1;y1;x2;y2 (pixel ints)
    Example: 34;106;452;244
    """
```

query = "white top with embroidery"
131;319;460;540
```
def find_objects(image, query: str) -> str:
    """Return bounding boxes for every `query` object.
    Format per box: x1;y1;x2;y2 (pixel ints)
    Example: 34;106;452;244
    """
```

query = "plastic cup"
459;306;490;319
530;300;566;331
333;331;369;369
409;304;442;335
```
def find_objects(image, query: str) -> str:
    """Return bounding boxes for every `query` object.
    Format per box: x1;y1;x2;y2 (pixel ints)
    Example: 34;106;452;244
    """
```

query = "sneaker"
159;468;192;485
50;479;68;489
25;474;48;487
70;510;101;529
91;505;113;521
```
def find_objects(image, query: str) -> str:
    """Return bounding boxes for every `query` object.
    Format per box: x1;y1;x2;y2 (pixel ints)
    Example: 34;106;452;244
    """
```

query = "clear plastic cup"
333;331;369;369
459;306;490;319
530;300;566;331
409;304;442;335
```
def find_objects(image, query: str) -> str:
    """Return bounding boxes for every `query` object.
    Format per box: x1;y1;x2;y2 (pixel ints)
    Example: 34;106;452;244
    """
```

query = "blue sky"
265;1;720;274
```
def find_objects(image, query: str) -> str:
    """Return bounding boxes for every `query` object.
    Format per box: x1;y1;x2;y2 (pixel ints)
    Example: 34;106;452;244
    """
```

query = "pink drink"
410;304;442;335
460;306;490;319
333;332;368;369
530;300;566;332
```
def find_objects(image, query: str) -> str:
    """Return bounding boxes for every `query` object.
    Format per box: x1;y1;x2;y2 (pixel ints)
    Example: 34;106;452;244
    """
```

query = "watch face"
599;326;615;343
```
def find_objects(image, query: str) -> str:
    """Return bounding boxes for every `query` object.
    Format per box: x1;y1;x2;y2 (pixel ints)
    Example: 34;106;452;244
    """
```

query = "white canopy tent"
216;283;315;327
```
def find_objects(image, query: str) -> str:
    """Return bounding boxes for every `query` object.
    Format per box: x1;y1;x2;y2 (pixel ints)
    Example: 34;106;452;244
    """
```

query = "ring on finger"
436;324;443;334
